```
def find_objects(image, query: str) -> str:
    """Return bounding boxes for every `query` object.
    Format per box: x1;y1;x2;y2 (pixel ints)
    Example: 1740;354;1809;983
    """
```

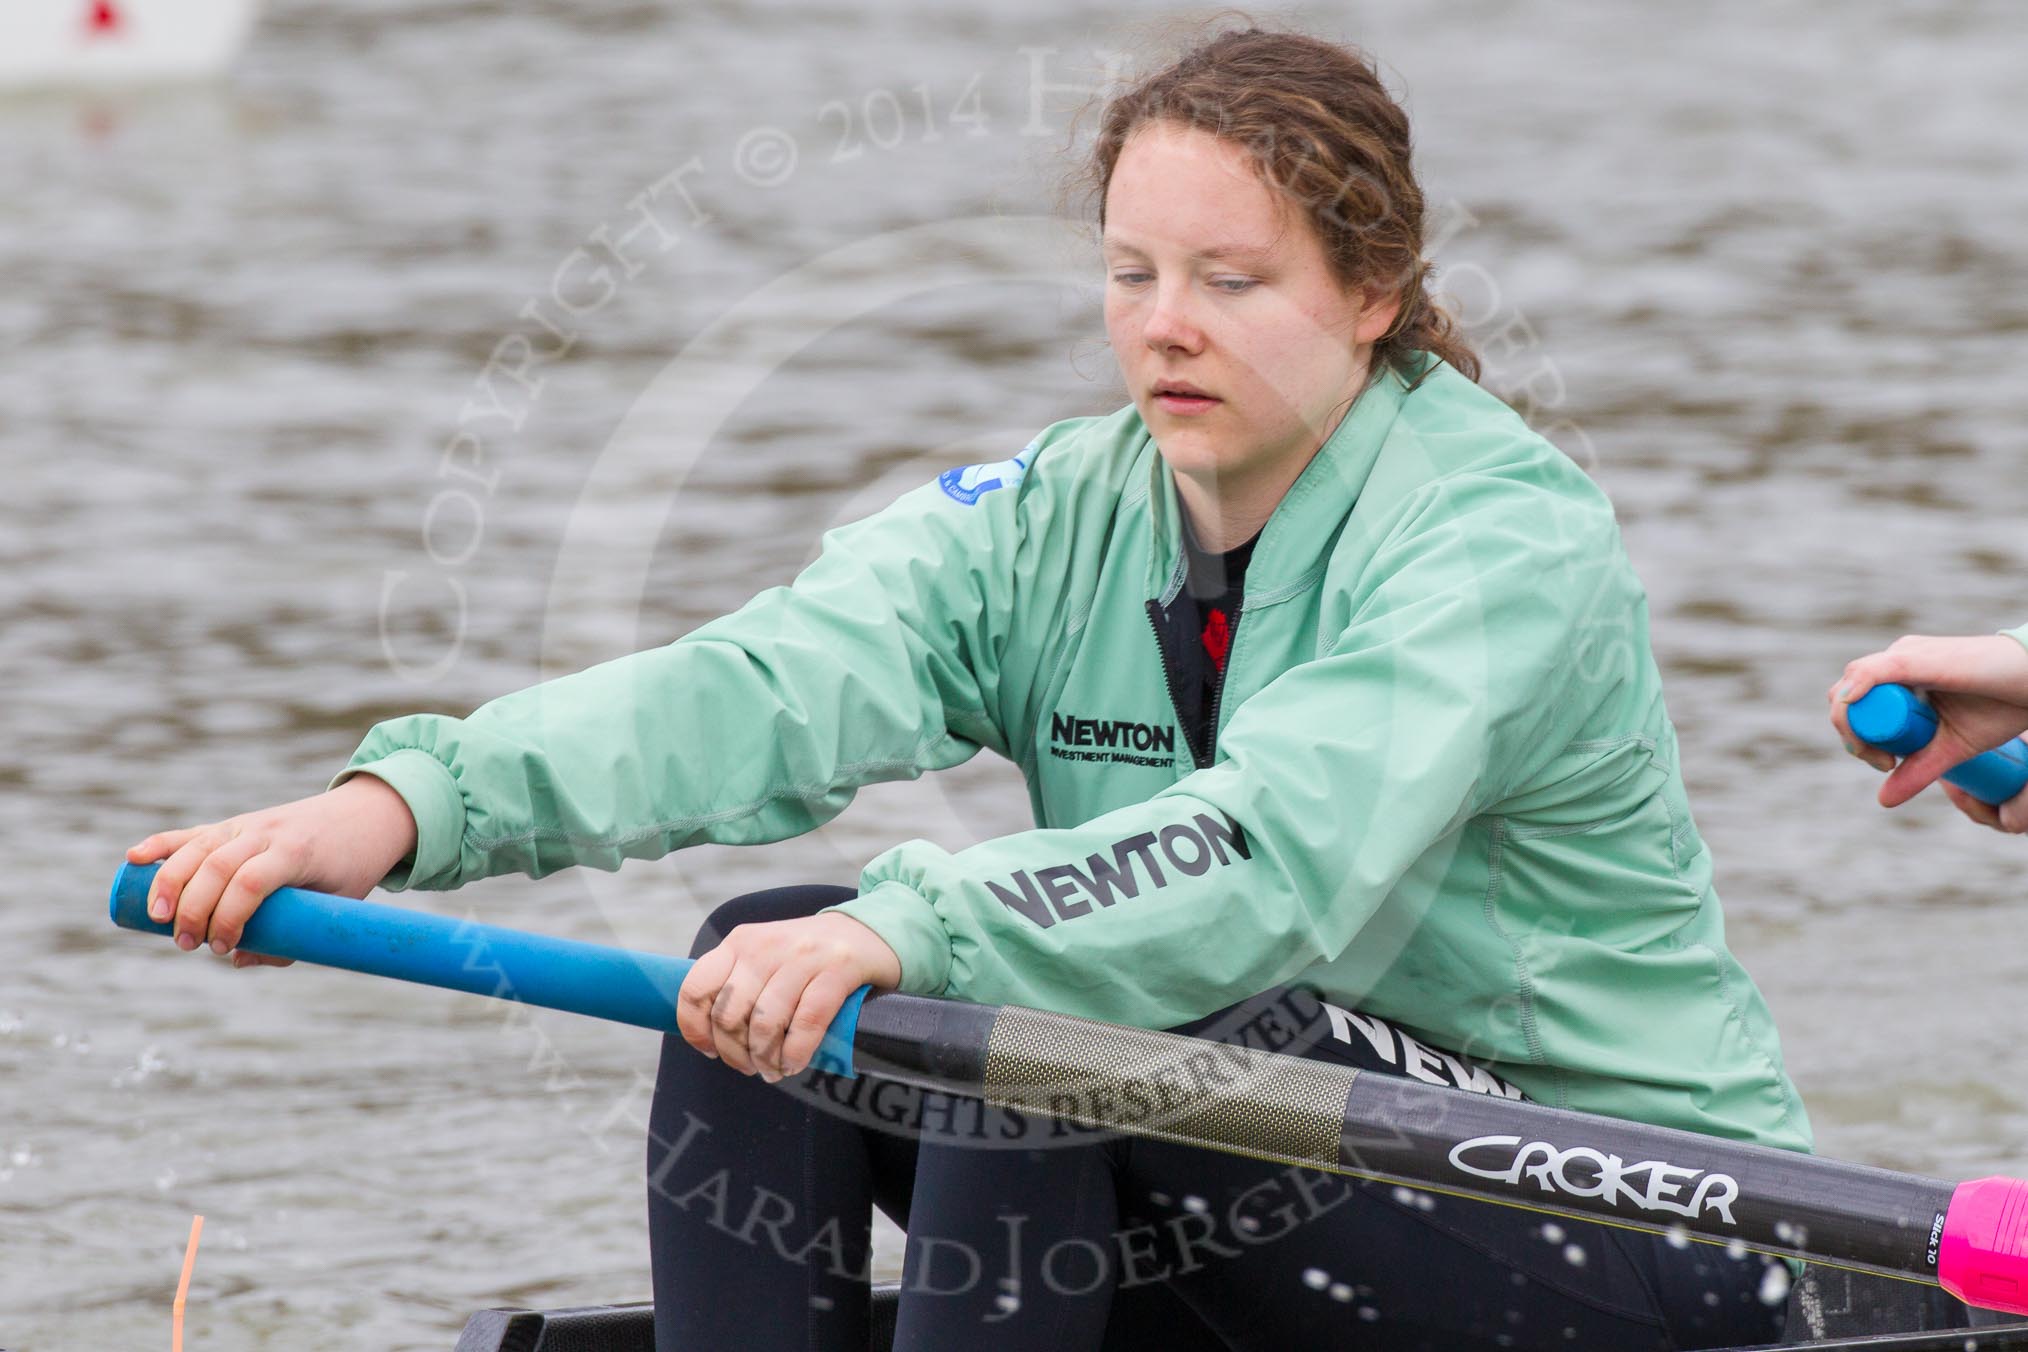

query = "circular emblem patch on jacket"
938;442;1035;505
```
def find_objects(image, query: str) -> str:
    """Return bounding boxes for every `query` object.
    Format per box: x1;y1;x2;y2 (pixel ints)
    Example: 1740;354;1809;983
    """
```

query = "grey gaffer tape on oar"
982;1005;1354;1170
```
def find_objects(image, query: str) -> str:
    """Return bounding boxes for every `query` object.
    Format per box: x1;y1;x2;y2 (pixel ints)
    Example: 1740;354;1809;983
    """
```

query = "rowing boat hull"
452;1270;2028;1350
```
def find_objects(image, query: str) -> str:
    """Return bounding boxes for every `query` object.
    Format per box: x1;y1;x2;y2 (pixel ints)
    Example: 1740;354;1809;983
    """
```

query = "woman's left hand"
676;912;902;1081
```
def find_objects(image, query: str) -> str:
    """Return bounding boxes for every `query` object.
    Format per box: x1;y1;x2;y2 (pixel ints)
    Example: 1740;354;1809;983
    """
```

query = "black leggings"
647;886;1790;1351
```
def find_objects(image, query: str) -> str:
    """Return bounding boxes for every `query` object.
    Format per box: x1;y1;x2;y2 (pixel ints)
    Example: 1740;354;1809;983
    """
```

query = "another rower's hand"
123;775;421;967
1829;634;2028;826
677;913;902;1081
1938;781;2028;835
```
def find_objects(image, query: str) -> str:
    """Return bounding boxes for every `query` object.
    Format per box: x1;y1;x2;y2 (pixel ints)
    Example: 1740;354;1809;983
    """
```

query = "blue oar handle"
108;861;869;1076
1847;683;2028;805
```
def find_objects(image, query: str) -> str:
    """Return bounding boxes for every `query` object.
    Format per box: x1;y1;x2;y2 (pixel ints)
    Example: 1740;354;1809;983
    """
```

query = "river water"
4;1;2026;1347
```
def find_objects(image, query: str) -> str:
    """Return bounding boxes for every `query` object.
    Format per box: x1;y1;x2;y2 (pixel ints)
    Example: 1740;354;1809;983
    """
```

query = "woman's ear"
1353;288;1404;345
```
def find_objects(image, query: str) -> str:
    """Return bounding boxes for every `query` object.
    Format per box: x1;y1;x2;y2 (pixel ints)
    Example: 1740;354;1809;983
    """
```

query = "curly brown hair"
1061;16;1478;391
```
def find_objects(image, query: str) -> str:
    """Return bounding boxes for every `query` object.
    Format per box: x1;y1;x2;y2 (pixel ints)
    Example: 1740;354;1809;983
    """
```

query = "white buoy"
0;0;262;89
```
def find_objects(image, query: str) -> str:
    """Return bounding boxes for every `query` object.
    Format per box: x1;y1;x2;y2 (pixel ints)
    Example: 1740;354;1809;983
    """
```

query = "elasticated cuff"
326;748;466;891
822;880;954;996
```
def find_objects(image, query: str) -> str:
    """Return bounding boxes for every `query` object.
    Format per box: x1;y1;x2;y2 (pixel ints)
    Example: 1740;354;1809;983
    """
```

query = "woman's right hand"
1829;633;2028;829
123;775;420;967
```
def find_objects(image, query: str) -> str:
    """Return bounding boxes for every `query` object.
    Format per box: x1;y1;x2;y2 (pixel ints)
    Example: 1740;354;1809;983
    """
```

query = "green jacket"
331;352;1812;1154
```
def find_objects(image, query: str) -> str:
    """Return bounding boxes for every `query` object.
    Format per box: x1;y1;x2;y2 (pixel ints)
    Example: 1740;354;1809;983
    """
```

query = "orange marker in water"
173;1214;203;1352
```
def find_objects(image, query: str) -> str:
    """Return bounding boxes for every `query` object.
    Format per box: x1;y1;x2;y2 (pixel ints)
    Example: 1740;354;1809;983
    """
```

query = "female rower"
127;23;1807;1350
1831;627;2028;833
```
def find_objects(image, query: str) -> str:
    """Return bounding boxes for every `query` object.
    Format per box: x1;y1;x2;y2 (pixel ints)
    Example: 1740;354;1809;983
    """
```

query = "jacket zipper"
1144;597;1243;771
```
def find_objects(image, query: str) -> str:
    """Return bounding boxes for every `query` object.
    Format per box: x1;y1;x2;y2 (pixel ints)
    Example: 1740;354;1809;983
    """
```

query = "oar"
1848;683;2028;804
108;859;2028;1315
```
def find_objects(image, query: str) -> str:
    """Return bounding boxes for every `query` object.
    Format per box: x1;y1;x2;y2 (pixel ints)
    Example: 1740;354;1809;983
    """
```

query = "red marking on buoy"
86;0;124;36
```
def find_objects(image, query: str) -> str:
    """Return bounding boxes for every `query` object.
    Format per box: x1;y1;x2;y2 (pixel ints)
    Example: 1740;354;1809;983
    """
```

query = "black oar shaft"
1342;1075;1950;1277
855;995;1955;1281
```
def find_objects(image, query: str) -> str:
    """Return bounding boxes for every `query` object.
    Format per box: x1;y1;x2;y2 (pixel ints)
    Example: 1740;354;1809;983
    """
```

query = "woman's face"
1102;121;1400;493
